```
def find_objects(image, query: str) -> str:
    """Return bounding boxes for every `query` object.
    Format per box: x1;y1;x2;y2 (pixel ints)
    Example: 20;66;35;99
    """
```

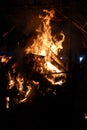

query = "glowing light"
0;56;12;63
60;57;63;60
25;9;65;57
24;9;66;86
4;9;67;109
8;71;15;89
45;61;61;73
16;73;24;92
84;114;87;120
6;97;10;109
79;56;84;62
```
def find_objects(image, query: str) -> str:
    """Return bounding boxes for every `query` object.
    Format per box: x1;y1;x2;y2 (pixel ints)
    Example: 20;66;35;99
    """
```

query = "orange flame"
7;71;32;105
5;9;66;109
0;56;12;63
25;9;66;86
25;10;65;84
25;9;65;56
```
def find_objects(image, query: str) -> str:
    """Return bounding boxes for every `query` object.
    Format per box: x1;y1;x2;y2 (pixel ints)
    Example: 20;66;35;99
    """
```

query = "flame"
6;97;10;109
25;9;66;85
25;9;65;56
2;9;67;109
8;71;15;89
0;56;12;63
45;61;61;73
7;71;32;106
16;73;24;92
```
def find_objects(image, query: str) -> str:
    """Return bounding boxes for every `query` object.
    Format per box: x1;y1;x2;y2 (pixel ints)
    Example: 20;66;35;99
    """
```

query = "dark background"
0;0;87;130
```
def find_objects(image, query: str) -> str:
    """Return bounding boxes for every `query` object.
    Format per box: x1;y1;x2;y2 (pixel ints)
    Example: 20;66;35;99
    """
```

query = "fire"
7;70;32;106
6;97;10;109
45;61;61;73
25;9;65;56
1;9;67;109
25;9;66;85
16;73;24;92
8;71;15;89
0;55;12;63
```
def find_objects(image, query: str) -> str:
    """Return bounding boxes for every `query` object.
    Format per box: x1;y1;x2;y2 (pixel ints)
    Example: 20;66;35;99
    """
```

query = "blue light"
79;56;84;62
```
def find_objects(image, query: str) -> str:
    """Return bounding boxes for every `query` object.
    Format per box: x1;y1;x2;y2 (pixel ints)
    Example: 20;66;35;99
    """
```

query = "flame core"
45;61;61;73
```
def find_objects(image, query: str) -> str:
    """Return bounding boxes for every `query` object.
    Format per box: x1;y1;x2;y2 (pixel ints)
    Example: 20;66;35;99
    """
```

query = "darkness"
0;0;87;130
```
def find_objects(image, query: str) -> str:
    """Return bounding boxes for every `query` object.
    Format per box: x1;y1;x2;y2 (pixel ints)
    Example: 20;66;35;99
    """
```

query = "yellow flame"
45;61;61;73
25;9;65;56
25;9;66;86
0;56;12;63
7;71;32;106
